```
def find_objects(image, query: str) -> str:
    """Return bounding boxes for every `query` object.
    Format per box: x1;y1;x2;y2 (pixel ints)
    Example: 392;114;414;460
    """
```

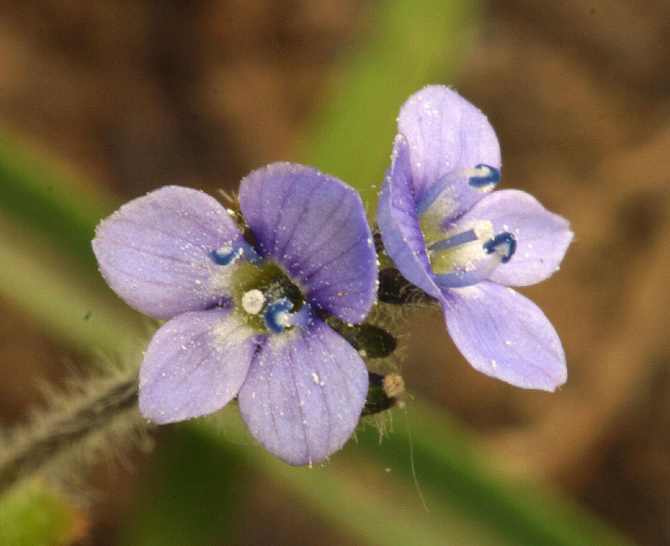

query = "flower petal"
452;190;574;286
238;162;377;323
377;134;443;299
93;186;243;319
139;308;258;424
237;320;368;466
441;281;567;391
398;85;500;217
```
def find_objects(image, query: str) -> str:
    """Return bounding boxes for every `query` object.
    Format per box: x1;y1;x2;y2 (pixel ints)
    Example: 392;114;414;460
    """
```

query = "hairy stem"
0;375;142;494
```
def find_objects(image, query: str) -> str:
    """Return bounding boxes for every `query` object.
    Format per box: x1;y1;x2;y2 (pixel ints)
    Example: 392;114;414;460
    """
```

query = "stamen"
468;164;500;190
483;232;516;263
263;298;312;334
428;221;493;255
428;229;478;253
264;298;293;334
433;230;515;288
211;245;242;266
211;240;262;266
416;164;500;218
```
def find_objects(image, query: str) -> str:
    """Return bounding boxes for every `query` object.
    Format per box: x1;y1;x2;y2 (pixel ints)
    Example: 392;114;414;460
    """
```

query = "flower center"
415;164;516;289
428;225;516;289
212;244;312;334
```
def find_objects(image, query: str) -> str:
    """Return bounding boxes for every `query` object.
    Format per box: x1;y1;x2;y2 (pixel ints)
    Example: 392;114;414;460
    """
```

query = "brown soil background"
1;1;670;545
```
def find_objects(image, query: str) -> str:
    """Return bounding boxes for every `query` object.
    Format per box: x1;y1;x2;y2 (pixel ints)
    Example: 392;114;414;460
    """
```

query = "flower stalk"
0;370;146;496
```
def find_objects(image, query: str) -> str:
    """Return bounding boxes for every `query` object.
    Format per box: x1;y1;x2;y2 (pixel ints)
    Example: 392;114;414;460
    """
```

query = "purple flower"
377;86;573;391
92;163;378;465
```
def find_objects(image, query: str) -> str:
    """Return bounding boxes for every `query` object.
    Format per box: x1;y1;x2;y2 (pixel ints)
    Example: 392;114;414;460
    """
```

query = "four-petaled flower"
377;85;573;390
93;163;378;465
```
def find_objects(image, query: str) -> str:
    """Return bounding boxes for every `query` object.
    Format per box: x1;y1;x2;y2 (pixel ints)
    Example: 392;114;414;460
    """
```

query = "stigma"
241;289;266;315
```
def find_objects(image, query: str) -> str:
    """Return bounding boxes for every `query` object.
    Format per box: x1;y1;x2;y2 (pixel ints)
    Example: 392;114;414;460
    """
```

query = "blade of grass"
0;212;145;357
298;0;481;207
0;124;119;272
189;421;513;546
355;402;637;546
187;410;636;546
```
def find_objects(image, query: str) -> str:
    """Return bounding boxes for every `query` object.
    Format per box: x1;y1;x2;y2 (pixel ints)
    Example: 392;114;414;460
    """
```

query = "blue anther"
211;240;263;266
483;232;516;263
264;298;294;334
211;246;243;265
417;165;501;218
468;164;500;189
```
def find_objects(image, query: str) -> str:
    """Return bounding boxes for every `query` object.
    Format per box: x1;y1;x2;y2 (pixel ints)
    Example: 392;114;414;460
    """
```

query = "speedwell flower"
93;163;377;465
377;85;573;391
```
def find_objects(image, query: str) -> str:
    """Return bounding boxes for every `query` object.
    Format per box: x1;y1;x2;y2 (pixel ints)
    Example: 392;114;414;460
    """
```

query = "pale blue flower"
93;162;378;465
377;86;573;390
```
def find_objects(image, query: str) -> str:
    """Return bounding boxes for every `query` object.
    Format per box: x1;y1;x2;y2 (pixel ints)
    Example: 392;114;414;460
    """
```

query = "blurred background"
1;0;670;545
